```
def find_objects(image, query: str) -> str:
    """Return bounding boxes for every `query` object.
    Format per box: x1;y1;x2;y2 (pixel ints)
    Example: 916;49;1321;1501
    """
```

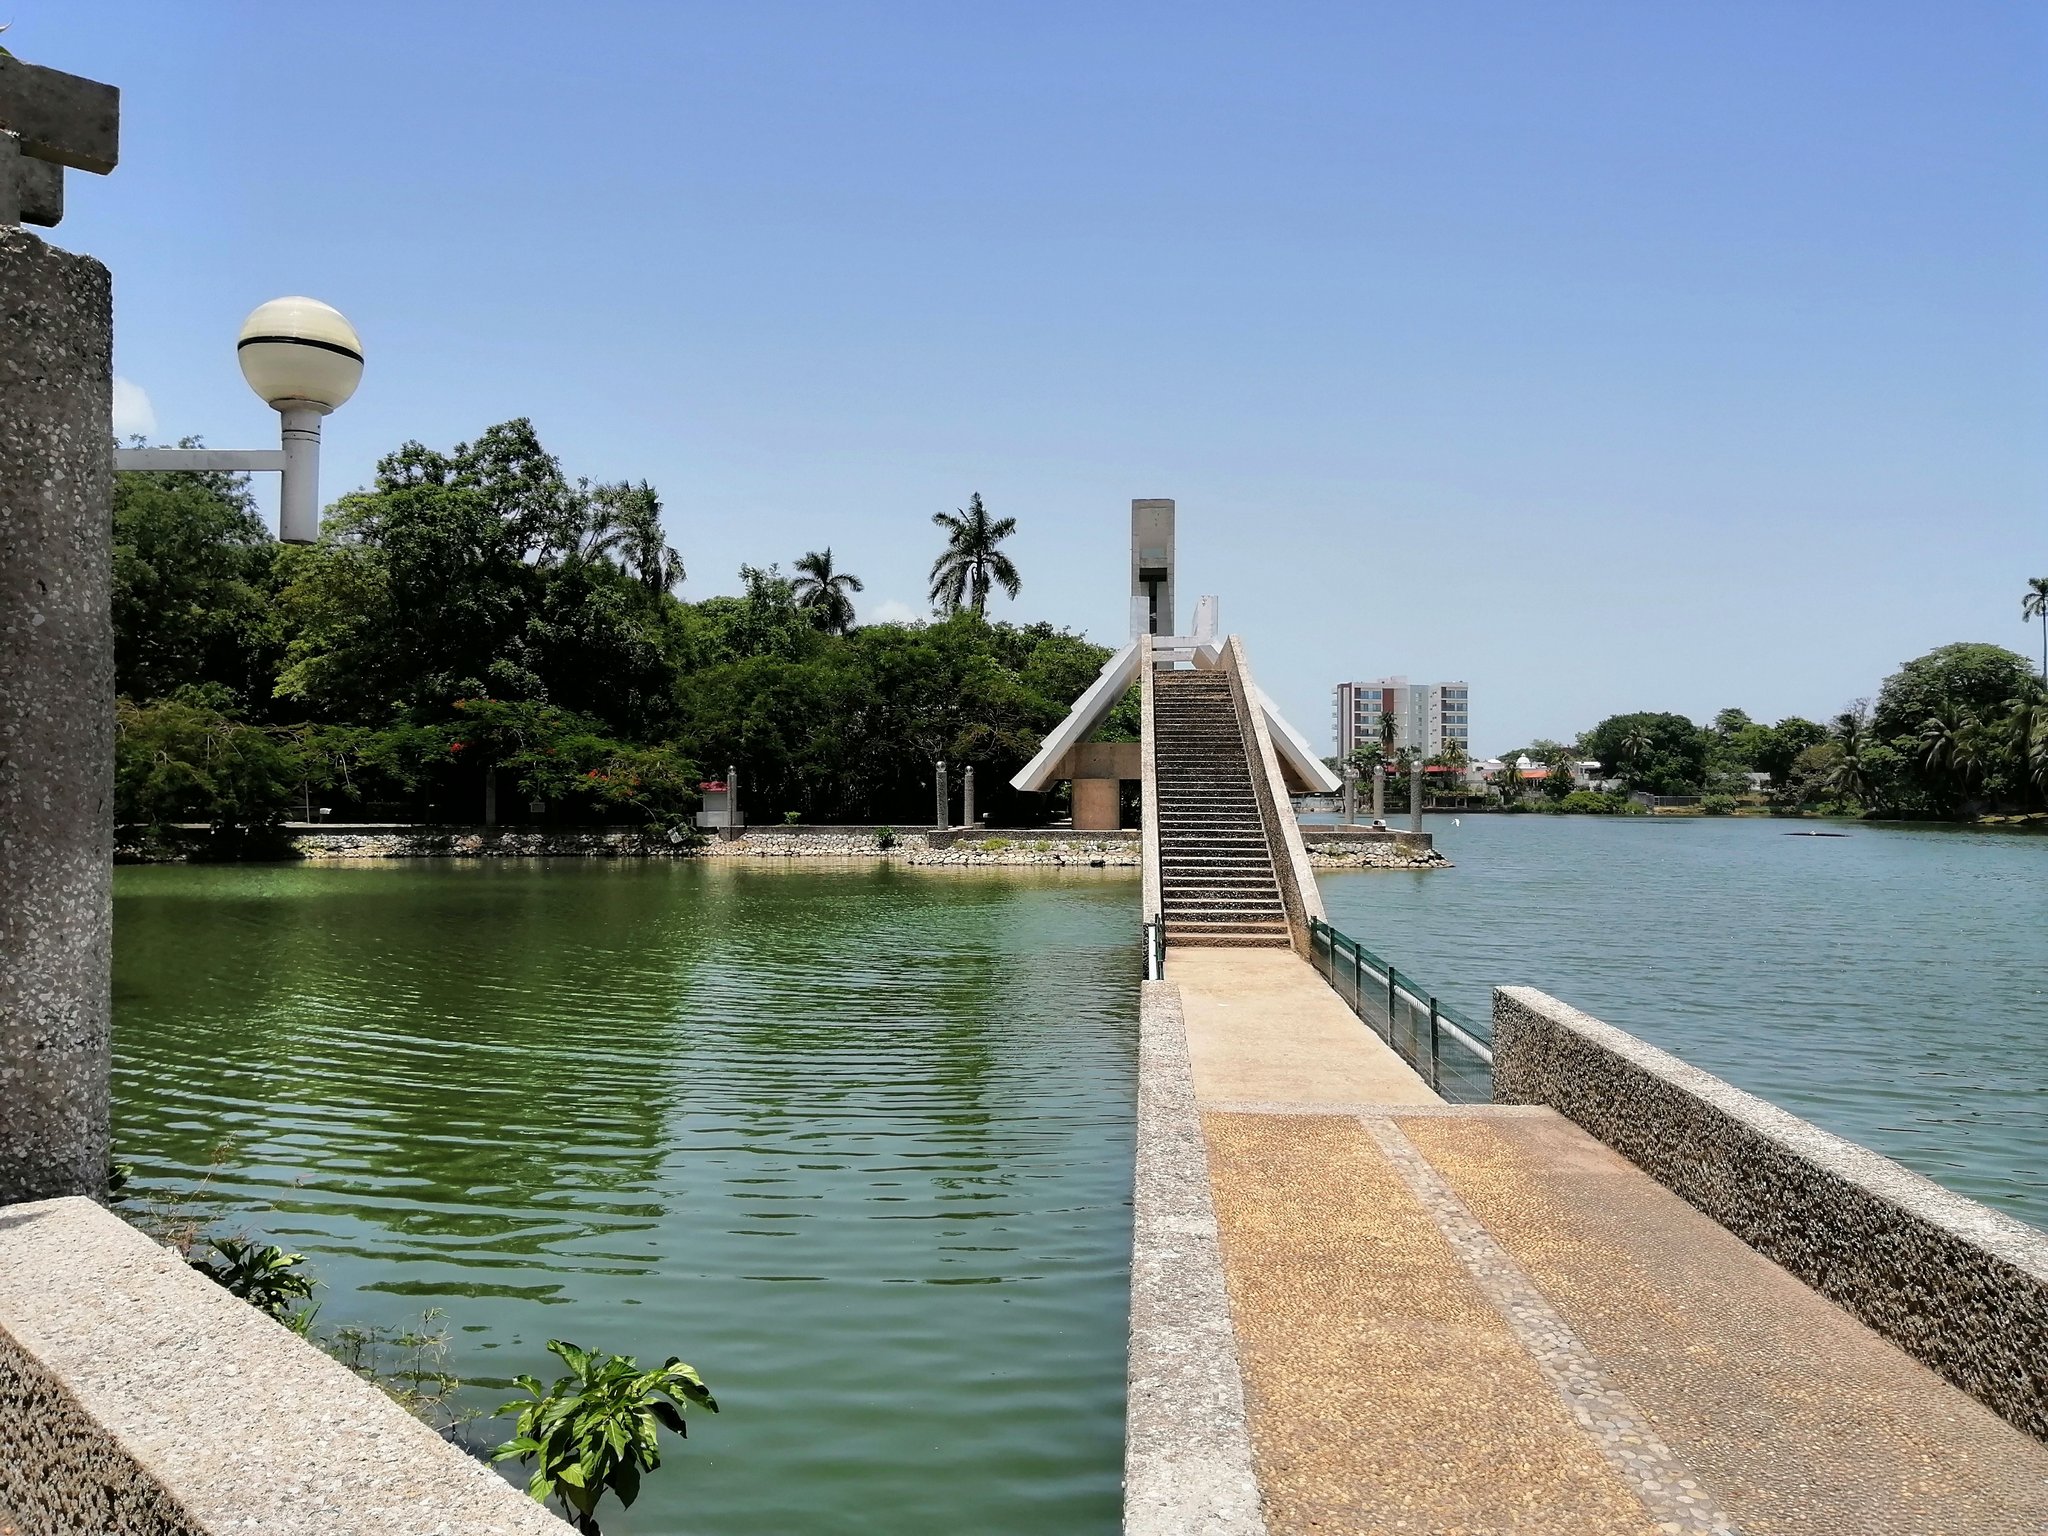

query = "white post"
963;763;975;828
278;404;323;544
1372;765;1384;820
935;760;949;830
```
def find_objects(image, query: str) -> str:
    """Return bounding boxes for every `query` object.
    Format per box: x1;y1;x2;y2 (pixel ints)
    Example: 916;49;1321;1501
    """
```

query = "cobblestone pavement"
1161;947;2048;1535
1203;1107;2048;1534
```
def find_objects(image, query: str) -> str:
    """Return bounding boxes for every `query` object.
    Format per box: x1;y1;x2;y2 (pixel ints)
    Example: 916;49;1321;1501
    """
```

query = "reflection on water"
114;860;1139;1536
1319;815;2048;1228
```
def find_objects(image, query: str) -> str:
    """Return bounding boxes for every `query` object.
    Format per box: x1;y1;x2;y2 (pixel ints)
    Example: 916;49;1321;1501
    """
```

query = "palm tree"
1917;707;1969;781
792;547;864;635
589;481;684;594
2003;680;2048;799
928;494;1020;616
1819;744;1873;806
2024;576;2048;681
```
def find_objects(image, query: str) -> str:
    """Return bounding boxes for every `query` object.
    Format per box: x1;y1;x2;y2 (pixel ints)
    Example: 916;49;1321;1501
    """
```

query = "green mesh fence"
1307;917;1493;1103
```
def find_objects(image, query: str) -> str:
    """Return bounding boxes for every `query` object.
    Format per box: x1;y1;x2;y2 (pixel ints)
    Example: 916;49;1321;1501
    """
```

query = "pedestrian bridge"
1011;616;2048;1536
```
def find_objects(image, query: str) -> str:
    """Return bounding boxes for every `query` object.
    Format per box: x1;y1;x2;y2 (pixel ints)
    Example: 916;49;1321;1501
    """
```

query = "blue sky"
40;2;2048;754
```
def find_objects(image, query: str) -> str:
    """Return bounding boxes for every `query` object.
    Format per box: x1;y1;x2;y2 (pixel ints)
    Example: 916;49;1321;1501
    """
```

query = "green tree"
1752;717;1829;784
1540;744;1577;801
274;421;678;736
1870;642;2036;741
115;698;299;831
1579;712;1708;795
928;493;1021;616
588;481;684;595
2024;576;2048;682
112;451;276;708
792;547;865;635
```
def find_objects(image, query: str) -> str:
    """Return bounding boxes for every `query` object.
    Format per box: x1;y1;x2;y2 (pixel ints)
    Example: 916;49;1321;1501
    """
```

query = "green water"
1317;814;2048;1229
112;860;1138;1536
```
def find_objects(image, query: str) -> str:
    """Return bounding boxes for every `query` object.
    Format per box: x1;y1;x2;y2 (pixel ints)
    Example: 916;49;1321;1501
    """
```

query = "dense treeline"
1487;639;2048;818
113;419;1125;833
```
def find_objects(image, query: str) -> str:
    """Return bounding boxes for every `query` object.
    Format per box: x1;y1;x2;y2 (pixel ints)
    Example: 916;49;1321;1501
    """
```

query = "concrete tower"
1131;498;1175;639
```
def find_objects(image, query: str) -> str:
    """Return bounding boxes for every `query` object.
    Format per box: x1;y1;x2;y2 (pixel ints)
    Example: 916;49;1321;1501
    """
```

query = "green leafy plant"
875;825;896;850
190;1236;316;1321
980;836;1012;852
494;1339;717;1533
1698;793;1738;816
783;808;802;825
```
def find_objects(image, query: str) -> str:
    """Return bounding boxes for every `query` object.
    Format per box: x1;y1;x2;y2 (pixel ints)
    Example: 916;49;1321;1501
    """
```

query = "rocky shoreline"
117;826;1448;869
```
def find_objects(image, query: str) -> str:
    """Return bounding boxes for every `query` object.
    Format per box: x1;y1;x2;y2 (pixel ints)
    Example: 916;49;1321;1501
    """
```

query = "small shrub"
875;825;896;850
1033;839;1052;852
782;809;801;825
1699;793;1738;816
1555;790;1614;815
495;1339;718;1534
981;836;1012;852
190;1236;315;1322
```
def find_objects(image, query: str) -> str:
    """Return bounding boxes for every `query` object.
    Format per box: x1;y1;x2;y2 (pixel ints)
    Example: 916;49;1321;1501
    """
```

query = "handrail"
1143;918;1166;981
1307;915;1493;1100
1139;635;1163;943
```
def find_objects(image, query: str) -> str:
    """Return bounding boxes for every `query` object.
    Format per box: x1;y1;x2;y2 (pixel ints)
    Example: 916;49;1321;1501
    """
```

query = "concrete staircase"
1152;669;1291;947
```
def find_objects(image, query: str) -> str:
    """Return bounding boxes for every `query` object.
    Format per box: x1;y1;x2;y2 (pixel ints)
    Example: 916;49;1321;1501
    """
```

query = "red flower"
449;742;466;753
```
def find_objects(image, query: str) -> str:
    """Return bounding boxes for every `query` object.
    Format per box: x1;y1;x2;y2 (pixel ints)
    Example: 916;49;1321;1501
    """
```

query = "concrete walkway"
1170;947;1438;1106
1156;949;2048;1536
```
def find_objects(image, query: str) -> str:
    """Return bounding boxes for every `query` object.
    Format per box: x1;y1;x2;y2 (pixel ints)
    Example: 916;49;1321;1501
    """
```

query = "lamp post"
113;296;363;544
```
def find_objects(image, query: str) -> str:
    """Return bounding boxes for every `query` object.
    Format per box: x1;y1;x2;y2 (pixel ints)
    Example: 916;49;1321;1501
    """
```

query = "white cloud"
864;598;920;627
112;376;156;439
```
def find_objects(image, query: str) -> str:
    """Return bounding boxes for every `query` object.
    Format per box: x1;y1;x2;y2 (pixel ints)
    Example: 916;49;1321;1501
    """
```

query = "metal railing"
1142;917;1166;981
1307;917;1493;1102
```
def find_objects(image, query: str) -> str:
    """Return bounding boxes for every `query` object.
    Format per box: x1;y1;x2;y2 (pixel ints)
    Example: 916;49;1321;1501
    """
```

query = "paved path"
1170;947;1438;1105
1163;948;2048;1536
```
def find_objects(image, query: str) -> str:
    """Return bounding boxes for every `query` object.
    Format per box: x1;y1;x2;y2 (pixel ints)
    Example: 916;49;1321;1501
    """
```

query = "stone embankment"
1301;837;1450;870
120;825;1448;868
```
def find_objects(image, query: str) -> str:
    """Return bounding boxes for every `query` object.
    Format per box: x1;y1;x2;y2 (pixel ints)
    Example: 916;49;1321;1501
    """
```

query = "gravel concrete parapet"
0;228;115;1204
1493;985;2048;1440
1125;981;1269;1536
1216;638;1324;947
0;1198;566;1535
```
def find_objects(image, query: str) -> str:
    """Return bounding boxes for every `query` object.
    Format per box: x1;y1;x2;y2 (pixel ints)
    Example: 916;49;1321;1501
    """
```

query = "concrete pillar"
935;760;948;829
728;763;739;824
1410;758;1424;832
1073;778;1120;831
483;765;498;827
1341;765;1356;824
962;763;975;828
0;228;114;1204
1372;766;1384;820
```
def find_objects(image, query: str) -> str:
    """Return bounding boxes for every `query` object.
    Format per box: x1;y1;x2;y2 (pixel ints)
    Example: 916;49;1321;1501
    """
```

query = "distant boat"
1783;831;1849;837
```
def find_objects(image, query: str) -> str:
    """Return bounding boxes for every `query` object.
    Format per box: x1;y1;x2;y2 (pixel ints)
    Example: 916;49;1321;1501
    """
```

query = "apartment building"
1333;677;1471;760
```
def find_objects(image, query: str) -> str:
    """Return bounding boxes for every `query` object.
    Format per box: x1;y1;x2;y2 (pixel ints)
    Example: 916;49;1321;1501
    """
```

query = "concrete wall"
0;1197;564;1534
1492;986;2048;1440
0;228;114;1203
